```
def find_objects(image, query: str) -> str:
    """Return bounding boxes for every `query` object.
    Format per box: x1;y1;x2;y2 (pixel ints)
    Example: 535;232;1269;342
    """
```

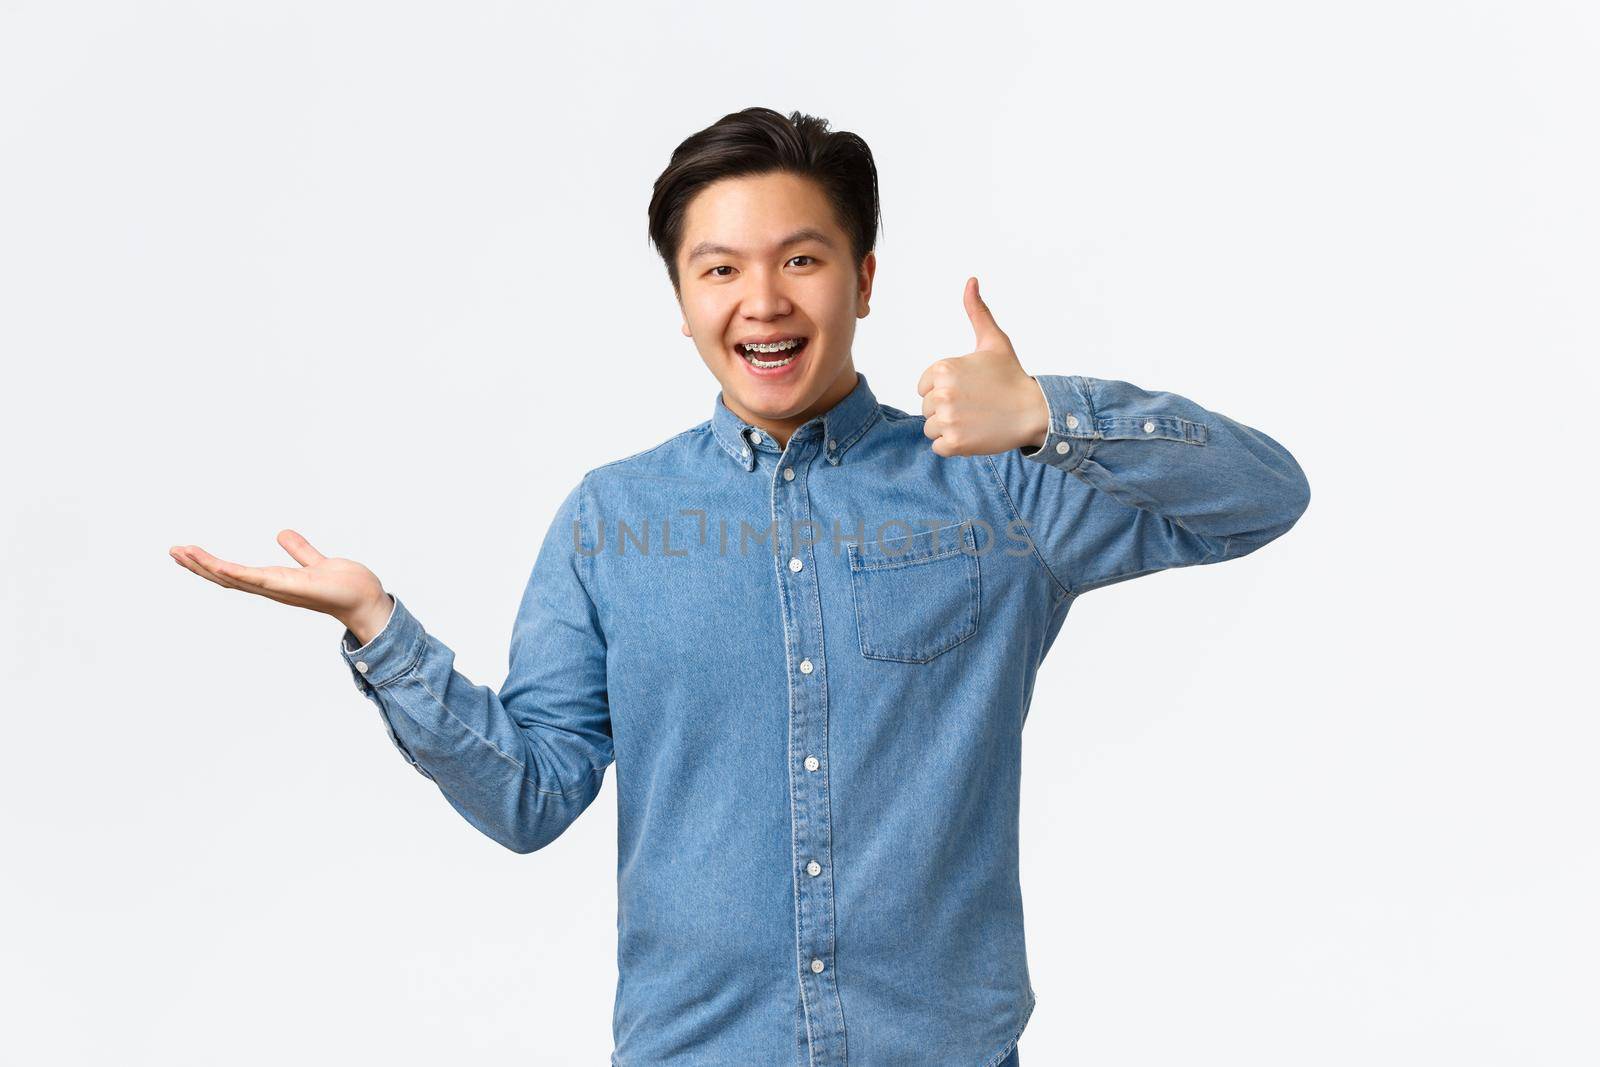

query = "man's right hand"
169;530;393;645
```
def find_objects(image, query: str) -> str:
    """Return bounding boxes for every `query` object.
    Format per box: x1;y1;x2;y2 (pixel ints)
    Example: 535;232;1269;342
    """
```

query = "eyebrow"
685;227;837;262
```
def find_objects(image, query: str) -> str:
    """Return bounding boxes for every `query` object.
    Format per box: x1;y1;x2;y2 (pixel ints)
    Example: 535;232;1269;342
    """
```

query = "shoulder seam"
583;424;708;477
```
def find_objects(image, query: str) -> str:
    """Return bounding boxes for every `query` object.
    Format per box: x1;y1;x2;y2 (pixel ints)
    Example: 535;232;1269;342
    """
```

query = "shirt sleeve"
338;478;613;853
988;374;1311;599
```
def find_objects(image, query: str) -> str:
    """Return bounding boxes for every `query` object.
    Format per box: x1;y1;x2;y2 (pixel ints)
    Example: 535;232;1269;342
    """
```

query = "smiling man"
673;168;869;446
171;107;1309;1066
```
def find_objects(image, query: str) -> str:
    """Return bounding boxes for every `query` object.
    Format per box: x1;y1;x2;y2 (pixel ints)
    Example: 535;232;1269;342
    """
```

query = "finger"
196;541;335;610
277;529;326;567
186;546;292;599
916;359;947;398
185;551;255;593
922;410;947;440
197;553;315;607
173;547;252;593
964;276;1010;350
172;547;230;589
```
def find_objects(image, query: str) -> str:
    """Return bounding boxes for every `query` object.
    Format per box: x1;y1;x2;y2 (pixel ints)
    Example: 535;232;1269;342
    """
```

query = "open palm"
169;529;387;626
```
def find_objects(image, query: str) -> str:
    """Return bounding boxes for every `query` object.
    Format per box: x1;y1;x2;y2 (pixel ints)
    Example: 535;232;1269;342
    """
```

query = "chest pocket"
845;519;981;664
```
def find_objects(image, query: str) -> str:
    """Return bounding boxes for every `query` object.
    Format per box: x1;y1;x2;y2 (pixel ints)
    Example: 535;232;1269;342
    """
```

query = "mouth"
734;335;809;371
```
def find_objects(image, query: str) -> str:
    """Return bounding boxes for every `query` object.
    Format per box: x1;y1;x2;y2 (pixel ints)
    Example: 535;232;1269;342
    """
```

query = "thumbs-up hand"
916;277;1050;457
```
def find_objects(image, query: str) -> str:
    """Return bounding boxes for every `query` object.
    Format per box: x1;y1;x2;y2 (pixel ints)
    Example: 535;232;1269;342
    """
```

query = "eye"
704;256;814;279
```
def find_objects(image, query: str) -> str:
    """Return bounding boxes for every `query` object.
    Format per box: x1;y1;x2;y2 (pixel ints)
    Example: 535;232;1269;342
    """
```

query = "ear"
681;320;692;338
857;251;877;318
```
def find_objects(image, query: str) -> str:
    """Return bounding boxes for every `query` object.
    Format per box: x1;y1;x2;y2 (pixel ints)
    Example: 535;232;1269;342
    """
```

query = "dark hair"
647;107;882;294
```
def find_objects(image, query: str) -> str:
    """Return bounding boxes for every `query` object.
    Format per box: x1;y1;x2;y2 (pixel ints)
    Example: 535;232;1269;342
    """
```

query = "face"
676;171;875;443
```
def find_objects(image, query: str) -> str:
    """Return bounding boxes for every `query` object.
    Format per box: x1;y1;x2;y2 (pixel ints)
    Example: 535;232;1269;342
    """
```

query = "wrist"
344;593;394;649
1019;375;1049;450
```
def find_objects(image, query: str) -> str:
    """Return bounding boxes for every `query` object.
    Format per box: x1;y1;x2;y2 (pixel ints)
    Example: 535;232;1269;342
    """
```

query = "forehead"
679;172;843;259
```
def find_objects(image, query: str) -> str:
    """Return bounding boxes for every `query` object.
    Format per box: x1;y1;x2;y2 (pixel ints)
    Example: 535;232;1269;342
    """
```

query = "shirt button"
749;430;762;444
783;467;794;481
355;661;370;674
807;860;821;876
789;557;803;573
1143;420;1156;433
804;755;820;771
810;958;825;974
827;438;836;450
1055;440;1070;454
800;658;814;675
740;448;749;459
1065;414;1079;429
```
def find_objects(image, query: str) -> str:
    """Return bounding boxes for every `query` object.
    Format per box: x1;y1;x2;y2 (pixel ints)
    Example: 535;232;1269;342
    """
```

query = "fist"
916;277;1050;457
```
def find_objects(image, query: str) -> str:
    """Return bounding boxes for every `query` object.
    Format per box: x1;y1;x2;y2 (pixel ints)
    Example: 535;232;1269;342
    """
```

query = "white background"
3;2;1595;1064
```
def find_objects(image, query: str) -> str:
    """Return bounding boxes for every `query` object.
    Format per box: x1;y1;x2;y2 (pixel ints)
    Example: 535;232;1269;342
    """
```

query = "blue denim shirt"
340;370;1309;1066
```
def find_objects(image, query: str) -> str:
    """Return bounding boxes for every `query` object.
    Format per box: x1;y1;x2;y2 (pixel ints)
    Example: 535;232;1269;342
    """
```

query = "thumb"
277;529;326;567
964;276;1009;351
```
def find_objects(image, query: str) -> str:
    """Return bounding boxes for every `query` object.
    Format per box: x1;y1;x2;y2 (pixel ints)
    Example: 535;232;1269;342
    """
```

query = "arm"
989;373;1311;598
339;479;613;853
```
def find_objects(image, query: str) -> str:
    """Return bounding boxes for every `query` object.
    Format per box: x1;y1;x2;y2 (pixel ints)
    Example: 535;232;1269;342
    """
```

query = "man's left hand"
917;277;1050;457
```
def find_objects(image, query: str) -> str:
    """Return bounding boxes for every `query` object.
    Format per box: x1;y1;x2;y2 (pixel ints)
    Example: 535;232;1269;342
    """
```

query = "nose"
740;264;793;321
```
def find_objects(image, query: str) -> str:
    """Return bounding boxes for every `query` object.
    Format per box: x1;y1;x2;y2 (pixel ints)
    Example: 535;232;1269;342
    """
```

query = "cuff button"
1064;414;1079;429
355;661;369;674
1055;440;1070;454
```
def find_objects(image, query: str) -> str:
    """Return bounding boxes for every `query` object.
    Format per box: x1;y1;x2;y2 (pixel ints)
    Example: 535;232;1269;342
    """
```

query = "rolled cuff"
340;594;422;691
1018;374;1095;472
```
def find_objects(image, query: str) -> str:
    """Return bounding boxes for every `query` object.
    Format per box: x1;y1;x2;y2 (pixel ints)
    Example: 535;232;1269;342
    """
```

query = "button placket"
770;433;846;1062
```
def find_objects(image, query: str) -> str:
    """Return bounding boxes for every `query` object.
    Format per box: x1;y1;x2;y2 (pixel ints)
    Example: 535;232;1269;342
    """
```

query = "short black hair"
647;107;882;294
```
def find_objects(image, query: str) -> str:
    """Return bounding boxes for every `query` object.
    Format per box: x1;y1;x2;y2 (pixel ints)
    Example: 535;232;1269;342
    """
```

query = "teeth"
744;350;796;368
742;338;802;353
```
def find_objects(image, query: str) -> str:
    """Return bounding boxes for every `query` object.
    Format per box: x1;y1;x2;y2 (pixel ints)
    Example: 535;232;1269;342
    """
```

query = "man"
170;107;1310;1066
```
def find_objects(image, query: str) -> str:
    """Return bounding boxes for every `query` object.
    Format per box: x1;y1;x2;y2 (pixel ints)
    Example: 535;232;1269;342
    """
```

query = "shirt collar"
710;371;882;472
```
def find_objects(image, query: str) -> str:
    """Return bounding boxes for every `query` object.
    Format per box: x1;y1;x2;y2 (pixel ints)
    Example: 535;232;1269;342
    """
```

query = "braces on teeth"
741;338;804;367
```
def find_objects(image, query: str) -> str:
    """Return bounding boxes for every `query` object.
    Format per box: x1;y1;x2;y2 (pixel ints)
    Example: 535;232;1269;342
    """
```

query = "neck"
728;363;858;449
